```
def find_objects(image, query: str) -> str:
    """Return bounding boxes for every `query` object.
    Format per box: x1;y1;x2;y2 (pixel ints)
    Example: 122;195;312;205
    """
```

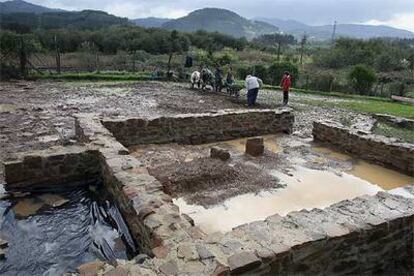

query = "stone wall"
3;146;100;192
313;121;414;175
75;114;414;275
4;114;414;275
102;109;294;147
75;114;197;256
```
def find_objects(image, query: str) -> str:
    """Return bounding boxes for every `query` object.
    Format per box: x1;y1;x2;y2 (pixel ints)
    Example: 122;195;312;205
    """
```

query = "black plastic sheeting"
0;183;138;275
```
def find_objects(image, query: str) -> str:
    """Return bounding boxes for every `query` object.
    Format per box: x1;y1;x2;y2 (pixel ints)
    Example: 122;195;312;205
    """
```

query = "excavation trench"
0;181;138;275
131;135;414;233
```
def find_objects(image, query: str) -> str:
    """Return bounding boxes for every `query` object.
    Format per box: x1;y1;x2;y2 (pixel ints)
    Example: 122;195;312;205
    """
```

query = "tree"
252;34;296;60
348;65;377;95
0;31;38;78
299;34;307;65
252;64;268;82
166;30;190;75
267;62;299;86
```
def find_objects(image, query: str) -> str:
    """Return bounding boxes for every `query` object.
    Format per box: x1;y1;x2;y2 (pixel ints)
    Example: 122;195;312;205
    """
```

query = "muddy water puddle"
131;135;413;233
150;136;414;234
0;184;137;275
175;166;387;233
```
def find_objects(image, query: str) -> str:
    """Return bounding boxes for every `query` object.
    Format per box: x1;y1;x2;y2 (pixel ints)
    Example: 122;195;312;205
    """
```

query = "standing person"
280;71;292;106
245;74;263;107
201;67;214;90
225;67;235;93
214;65;223;92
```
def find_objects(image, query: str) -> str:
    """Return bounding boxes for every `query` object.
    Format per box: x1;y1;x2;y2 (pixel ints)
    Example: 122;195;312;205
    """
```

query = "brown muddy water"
0;182;137;275
131;135;414;234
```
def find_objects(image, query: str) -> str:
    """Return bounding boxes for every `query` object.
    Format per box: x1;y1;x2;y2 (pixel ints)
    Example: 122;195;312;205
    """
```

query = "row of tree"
1;27;249;56
314;37;414;72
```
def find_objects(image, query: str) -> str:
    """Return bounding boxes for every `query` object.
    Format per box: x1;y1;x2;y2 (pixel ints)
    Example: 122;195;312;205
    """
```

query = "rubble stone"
228;251;261;274
245;137;264;156
210;147;231;161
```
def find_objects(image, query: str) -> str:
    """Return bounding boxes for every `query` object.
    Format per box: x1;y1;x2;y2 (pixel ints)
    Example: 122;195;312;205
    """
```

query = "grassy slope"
298;98;414;119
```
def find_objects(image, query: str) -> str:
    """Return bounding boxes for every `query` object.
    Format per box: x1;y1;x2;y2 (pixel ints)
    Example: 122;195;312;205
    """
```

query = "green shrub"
251;64;267;82
348;65;377;95
304;71;336;92
214;52;236;66
267;62;299;86
389;81;407;96
236;66;250;80
0;63;20;80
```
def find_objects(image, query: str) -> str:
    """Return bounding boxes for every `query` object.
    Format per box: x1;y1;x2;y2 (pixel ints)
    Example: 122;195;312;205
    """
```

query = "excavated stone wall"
313;121;414;175
3;146;100;192
102;109;294;146
3;113;414;275
75;114;196;256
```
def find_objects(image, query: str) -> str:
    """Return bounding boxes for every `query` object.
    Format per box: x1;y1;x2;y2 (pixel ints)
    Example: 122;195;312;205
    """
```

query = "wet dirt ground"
0;80;376;185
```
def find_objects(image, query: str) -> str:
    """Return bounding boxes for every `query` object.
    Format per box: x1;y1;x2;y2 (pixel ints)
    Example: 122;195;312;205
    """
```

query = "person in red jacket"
280;71;292;106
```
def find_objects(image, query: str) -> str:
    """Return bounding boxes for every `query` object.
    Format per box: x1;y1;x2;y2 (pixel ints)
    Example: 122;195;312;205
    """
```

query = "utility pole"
277;41;281;61
54;35;61;74
300;33;307;65
331;21;337;45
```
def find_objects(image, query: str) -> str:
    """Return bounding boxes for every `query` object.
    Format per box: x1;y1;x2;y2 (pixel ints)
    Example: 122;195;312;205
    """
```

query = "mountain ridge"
2;0;414;40
0;0;65;13
257;17;414;39
161;8;279;40
131;17;171;28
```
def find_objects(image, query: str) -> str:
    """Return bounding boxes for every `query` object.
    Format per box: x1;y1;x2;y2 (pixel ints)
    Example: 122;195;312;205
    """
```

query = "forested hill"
257;17;414;40
1;10;130;31
131;17;171;28
162;8;279;40
0;0;63;14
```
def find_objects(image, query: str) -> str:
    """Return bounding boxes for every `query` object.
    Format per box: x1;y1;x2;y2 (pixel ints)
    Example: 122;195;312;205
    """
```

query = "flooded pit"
0;183;137;275
131;135;414;234
175;166;384;233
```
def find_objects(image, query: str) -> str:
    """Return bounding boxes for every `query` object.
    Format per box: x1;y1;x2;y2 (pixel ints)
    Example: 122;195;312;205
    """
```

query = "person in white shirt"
245;74;263;107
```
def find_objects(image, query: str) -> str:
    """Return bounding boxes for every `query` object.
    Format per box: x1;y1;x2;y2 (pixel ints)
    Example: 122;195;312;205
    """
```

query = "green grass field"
299;98;414;119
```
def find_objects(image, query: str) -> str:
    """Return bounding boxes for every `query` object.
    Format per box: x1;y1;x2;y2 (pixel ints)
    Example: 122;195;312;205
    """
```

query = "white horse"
190;71;201;89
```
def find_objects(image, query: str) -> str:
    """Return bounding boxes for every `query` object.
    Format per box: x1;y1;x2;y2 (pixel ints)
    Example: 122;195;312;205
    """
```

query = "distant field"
29;73;414;119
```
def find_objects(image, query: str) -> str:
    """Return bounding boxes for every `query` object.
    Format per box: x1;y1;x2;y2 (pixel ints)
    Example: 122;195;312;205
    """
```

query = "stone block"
210;147;231;161
159;260;179;275
245;138;264;157
228;251;261;274
77;261;105;276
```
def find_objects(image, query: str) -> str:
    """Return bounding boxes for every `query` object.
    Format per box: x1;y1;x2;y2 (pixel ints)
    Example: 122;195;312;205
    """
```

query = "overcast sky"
20;0;414;31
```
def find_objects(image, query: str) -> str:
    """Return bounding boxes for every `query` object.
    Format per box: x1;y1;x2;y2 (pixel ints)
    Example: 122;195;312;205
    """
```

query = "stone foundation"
2;113;414;275
313;121;414;175
3;146;100;192
102;109;294;147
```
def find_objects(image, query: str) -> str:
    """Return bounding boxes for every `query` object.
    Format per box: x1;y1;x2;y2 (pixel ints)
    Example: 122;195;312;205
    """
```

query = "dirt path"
0;80;373;184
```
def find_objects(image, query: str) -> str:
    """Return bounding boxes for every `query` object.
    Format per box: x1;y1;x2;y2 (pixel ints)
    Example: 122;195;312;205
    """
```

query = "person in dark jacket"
280;71;292;106
225;67;235;92
214;65;223;92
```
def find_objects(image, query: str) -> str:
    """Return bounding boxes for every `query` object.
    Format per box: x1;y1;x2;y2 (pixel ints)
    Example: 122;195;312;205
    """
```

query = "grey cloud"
29;0;414;25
